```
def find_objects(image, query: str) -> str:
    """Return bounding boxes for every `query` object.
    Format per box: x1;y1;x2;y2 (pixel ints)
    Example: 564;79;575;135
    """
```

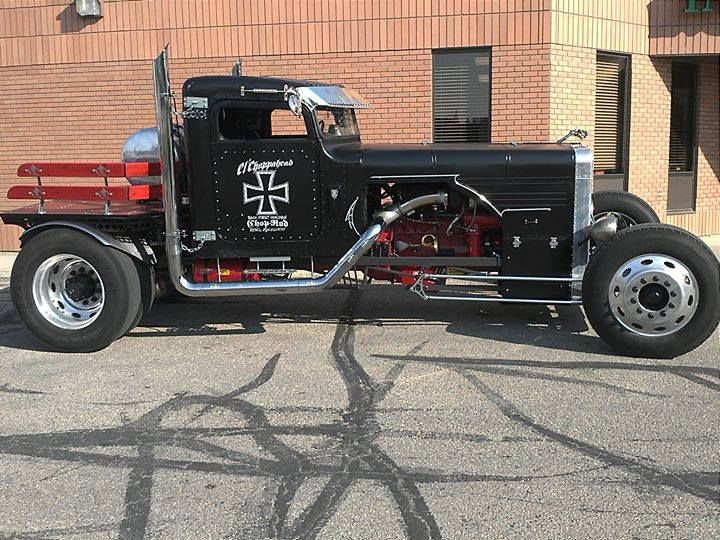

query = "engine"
366;207;501;284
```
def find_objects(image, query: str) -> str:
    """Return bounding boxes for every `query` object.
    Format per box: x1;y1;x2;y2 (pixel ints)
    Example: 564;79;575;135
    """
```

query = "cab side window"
218;106;307;140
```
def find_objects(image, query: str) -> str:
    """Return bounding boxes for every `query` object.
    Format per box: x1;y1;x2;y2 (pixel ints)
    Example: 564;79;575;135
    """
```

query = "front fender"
20;221;156;265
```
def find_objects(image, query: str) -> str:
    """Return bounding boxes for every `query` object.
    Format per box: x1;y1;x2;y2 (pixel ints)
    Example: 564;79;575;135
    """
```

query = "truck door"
210;101;321;243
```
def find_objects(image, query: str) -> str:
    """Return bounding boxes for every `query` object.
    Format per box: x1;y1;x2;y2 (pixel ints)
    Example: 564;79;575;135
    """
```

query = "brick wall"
549;44;595;146
491;44;551;142
627;56;673;213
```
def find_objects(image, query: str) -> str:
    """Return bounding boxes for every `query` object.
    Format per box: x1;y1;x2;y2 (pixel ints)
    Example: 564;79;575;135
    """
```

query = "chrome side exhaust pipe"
153;49;447;298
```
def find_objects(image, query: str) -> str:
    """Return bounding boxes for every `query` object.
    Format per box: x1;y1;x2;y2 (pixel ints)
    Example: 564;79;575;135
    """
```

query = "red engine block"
367;210;501;284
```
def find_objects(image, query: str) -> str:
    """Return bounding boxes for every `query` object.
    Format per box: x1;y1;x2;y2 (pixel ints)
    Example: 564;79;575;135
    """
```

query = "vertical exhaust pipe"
153;49;447;297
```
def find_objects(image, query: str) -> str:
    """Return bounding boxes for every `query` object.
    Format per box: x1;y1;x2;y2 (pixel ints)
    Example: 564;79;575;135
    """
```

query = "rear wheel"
11;229;141;352
592;190;660;230
125;261;155;335
583;224;720;358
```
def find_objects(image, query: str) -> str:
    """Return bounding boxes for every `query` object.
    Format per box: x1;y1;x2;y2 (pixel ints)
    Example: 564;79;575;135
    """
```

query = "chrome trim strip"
500;208;551;214
421;273;582;283
420;295;583;305
571;145;593;300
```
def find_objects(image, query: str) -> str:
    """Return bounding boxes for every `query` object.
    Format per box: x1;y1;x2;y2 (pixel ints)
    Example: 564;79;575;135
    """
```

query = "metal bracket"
549;236;559;249
192;230;216;242
512;236;522;248
182;96;208;120
556;128;588;144
183;96;208;109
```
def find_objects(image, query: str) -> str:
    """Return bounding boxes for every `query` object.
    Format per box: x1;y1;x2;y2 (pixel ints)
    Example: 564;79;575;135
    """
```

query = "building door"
667;61;698;213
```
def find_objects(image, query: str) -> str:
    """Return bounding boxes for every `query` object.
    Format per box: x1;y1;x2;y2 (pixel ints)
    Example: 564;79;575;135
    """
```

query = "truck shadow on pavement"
0;289;718;538
0;285;606;355
131;287;607;356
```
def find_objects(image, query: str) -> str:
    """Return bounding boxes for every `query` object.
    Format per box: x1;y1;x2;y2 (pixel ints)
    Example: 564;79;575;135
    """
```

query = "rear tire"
11;229;142;352
583;224;720;358
125;261;155;335
592;190;660;228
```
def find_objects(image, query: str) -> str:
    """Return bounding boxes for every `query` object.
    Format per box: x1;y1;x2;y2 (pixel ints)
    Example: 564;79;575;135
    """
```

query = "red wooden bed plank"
16;161;162;178
7;184;162;201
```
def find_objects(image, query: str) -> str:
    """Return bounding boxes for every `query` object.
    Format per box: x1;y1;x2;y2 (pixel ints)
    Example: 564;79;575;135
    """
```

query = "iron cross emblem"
242;170;290;215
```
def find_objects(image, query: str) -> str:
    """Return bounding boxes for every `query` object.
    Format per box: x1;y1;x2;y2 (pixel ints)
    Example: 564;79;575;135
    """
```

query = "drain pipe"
154;47;447;297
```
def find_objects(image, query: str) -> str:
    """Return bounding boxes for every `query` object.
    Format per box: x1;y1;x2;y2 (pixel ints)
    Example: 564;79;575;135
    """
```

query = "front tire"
11;229;142;352
592;190;660;228
583;224;720;358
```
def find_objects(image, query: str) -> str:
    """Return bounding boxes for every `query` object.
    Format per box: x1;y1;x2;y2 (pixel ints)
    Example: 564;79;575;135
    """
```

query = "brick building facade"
0;0;718;249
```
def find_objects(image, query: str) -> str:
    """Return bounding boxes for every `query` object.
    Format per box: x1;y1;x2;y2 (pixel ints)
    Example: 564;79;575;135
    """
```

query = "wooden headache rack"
9;161;163;215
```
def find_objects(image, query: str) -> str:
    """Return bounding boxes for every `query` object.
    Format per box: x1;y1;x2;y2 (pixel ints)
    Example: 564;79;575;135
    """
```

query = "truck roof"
183;75;370;109
183;75;334;99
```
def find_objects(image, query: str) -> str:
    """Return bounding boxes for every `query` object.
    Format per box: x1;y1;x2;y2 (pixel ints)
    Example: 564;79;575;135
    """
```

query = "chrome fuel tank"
121;126;184;185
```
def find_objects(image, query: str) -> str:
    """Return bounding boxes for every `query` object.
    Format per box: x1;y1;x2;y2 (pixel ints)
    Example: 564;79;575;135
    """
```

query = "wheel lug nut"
636;308;642;314
640;278;647;284
664;281;670;287
670;291;677;297
648;314;654;319
652;276;659;282
669;303;675;309
632;286;638;292
630;299;637;304
660;311;666;317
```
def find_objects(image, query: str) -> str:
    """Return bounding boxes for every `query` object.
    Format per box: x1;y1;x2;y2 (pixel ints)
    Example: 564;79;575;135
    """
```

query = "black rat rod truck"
2;50;719;357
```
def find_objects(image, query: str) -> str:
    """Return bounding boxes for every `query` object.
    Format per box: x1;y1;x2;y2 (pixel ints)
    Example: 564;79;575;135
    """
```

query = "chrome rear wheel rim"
608;254;698;337
31;254;105;330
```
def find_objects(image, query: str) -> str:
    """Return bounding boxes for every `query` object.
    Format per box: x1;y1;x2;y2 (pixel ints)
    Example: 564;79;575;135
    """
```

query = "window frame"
431;47;492;144
667;60;700;214
212;100;314;143
593;51;632;192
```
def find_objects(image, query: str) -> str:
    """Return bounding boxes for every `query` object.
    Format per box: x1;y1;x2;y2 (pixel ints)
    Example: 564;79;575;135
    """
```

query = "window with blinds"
667;61;698;212
668;63;697;173
594;53;629;177
432;49;491;143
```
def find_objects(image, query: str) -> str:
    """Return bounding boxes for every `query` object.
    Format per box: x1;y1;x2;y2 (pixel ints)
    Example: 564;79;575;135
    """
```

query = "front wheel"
11;229;142;352
592;190;660;229
582;224;720;358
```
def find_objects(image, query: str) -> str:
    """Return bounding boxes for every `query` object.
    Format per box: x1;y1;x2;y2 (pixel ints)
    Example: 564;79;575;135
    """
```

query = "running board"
410;272;583;305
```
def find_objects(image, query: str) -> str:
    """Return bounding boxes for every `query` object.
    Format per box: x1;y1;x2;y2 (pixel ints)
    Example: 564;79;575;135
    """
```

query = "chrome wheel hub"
32;254;105;330
608;254;698;337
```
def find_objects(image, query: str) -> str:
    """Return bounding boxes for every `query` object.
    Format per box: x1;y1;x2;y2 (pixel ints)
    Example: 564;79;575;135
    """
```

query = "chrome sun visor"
296;86;370;110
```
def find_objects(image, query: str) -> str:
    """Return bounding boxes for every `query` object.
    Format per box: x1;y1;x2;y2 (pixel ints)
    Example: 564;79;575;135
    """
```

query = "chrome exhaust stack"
153;49;447;297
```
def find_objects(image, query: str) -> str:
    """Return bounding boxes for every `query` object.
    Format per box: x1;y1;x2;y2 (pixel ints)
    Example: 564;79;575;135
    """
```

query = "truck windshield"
314;108;360;139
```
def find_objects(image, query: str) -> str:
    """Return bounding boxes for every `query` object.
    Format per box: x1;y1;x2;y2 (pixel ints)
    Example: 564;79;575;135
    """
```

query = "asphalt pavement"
0;282;718;539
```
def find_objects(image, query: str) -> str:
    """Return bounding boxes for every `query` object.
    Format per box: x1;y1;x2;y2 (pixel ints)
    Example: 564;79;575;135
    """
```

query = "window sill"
666;209;696;215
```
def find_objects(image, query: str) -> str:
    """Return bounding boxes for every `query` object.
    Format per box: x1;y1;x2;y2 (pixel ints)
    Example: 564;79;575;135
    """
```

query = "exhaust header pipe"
153;49;447;298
